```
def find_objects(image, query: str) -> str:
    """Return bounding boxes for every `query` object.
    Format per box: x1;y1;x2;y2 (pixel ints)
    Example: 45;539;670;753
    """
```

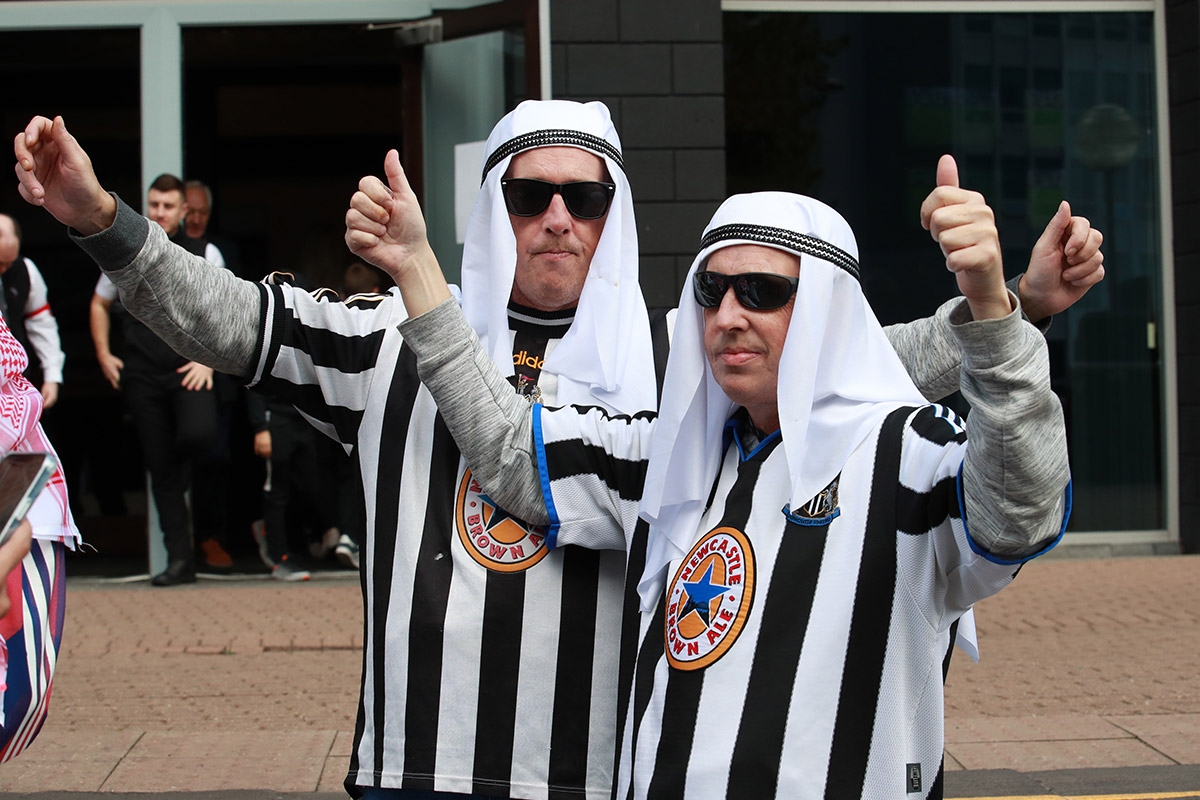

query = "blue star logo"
478;492;522;530
680;563;729;628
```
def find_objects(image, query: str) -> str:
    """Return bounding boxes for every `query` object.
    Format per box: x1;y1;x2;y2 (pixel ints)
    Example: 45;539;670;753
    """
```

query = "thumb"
1036;200;1072;249
384;149;408;196
1051;200;1072;236
936;154;959;189
51;115;78;152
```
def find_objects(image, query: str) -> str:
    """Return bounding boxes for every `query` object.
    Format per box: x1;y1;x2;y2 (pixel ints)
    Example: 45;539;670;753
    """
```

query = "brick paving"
0;553;1197;793
945;554;1200;718
944;552;1200;774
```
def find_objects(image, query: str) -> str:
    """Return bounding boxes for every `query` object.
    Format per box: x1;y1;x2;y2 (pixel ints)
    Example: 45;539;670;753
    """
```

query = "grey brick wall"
550;0;725;309
1169;0;1200;552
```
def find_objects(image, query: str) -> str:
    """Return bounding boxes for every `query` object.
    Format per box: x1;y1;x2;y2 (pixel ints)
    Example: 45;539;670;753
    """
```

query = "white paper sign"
455;140;487;244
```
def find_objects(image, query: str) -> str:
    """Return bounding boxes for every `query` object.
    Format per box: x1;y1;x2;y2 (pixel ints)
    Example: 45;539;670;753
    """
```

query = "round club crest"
664;527;755;670
455;467;550;573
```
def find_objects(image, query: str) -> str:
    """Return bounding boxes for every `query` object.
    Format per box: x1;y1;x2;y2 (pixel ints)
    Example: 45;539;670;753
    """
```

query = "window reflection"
725;11;1163;531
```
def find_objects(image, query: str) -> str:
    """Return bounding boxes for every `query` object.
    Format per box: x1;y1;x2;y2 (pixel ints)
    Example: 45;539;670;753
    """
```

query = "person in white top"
0;213;65;409
87;173;232;585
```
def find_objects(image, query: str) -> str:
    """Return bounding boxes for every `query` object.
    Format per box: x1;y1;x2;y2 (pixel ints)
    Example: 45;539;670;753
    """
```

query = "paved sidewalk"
0;553;1196;794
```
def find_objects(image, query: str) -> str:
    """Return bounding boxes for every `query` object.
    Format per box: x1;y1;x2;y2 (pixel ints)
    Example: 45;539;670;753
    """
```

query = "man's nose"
712;285;748;329
541;193;573;232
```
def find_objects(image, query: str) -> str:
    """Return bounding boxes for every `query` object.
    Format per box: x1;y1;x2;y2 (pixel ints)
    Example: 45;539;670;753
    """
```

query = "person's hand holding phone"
0;452;57;620
0;452;57;549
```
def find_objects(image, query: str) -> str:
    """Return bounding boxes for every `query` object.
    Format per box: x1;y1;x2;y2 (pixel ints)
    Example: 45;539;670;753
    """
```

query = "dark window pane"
724;10;1163;532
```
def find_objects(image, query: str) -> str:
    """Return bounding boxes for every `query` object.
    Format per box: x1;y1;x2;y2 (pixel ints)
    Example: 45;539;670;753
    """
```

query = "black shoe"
152;559;196;586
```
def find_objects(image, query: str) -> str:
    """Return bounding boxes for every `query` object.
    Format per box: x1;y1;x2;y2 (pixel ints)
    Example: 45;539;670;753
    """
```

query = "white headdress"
637;192;926;608
459;100;656;413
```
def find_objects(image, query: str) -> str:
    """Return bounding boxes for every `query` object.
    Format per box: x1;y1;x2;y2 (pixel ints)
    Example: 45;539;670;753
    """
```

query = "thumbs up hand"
345;149;450;316
1017;201;1105;323
920;154;1012;321
345;149;426;273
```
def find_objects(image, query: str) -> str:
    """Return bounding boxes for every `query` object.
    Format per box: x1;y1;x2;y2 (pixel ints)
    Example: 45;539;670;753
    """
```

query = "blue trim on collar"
728;416;782;461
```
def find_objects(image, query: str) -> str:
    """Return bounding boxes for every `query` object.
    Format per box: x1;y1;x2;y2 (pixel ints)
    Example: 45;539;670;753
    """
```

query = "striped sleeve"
253;283;399;448
535;402;654;551
895;404;1021;623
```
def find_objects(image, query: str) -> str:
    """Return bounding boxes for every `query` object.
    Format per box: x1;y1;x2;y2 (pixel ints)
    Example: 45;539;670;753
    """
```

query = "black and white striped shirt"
255;284;630;799
534;402;1049;799
75;205;1063;799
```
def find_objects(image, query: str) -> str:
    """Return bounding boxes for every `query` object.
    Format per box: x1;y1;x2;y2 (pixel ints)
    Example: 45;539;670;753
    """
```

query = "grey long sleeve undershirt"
884;274;1039;403
402;296;1068;559
70;193;1065;553
71;195;260;377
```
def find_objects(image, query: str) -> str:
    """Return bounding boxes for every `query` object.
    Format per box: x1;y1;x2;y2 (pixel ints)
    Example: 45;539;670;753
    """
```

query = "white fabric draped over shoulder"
637;192;926;609
459;99;657;414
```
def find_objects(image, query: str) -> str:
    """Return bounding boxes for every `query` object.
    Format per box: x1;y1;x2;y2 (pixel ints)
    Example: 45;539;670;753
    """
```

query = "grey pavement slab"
946;764;1200;797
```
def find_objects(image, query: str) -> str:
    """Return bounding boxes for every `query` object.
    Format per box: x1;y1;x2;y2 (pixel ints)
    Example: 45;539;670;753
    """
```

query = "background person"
88;173;231;584
184;179;243;278
0;214;65;411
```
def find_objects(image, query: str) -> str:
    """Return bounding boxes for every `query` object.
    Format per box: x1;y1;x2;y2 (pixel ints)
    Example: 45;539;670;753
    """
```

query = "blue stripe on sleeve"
533;403;562;549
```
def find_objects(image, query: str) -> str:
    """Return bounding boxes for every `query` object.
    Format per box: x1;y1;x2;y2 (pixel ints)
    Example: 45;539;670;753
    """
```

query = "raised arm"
15;116;260;375
347;150;548;523
402;302;549;525
923;155;1069;556
345;148;451;315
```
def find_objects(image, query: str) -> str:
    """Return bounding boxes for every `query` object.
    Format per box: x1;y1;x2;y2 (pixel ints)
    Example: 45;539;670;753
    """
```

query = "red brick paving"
1;554;1198;792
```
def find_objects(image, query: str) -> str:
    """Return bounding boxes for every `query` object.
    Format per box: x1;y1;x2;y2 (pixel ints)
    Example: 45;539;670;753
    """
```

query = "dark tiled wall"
550;0;726;308
1169;0;1200;552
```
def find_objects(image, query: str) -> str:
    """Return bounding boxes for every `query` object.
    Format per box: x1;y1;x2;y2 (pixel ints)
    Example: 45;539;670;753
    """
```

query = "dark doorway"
181;24;415;290
0;27;145;564
0;5;536;573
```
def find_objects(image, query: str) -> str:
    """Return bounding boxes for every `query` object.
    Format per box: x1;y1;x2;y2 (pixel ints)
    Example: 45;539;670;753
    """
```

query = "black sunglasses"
500;178;616;220
693;270;800;310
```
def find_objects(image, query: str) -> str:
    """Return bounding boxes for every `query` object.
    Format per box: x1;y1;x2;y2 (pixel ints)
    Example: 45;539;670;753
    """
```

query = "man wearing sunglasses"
11;103;654;800
343;154;1082;799
15;105;1099;800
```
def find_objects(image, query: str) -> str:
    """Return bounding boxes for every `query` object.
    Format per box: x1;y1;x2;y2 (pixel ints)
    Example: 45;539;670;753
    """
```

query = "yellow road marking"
949;793;1200;800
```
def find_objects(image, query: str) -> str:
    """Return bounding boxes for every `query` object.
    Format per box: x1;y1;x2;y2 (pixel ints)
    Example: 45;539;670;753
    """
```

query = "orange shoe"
200;537;233;571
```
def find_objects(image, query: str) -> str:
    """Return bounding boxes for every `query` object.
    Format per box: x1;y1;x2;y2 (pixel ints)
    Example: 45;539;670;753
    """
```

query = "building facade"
549;0;1198;555
0;0;1194;555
